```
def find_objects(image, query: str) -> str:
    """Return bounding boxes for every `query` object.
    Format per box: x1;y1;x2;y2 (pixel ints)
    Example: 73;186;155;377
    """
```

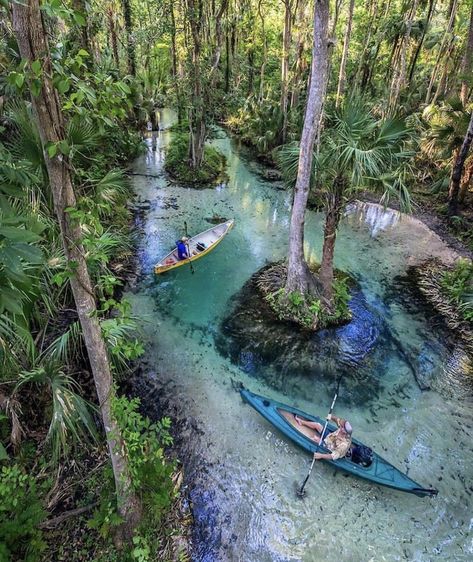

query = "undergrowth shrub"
165;133;226;185
0;464;46;561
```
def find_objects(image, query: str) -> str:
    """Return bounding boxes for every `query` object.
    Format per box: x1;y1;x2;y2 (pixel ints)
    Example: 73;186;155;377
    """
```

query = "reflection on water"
128;109;473;562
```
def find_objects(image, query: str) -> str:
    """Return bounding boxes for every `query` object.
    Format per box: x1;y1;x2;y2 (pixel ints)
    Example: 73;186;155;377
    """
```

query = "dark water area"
128;110;473;561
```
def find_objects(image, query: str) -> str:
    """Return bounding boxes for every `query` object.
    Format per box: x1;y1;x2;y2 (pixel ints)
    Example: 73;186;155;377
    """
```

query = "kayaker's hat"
181;236;189;242
344;421;353;434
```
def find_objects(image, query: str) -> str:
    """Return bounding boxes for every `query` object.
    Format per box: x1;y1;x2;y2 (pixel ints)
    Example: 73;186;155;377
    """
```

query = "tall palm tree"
280;101;412;307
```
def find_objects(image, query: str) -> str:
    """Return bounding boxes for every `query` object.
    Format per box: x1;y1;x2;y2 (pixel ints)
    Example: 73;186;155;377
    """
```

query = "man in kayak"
295;414;352;461
176;237;189;260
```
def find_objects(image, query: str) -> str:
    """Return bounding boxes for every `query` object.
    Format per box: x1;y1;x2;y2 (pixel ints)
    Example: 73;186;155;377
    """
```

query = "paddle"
297;376;343;499
183;221;195;274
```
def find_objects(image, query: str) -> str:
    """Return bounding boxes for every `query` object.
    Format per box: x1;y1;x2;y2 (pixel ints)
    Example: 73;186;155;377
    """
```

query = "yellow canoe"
154;219;235;274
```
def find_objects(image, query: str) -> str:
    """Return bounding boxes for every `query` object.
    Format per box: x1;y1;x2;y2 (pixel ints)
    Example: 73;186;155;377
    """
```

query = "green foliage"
165;134;226;185
100;298;145;371
265;274;352;330
225;96;284;153
441;259;473;322
87;499;124;539
15;363;98;461
112;395;175;525
0;464;46;561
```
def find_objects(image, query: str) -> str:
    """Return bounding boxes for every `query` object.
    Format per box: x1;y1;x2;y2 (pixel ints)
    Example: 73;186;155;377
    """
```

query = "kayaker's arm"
327;413;344;428
314;452;335;461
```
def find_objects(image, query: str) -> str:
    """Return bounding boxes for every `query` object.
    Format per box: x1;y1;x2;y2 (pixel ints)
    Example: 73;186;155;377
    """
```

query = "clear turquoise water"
128;110;473;561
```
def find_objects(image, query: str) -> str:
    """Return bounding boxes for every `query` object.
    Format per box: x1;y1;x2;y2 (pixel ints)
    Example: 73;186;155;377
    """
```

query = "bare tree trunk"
11;0;141;539
448;110;473;216
389;0;418;113
355;0;380;88
408;0;436;83
425;0;458;104
187;0;206;169
107;6;120;69
187;0;228;170
318;177;345;304
170;3;183;124
258;0;267;101
431;39;455;105
336;0;355;107
290;1;309;110
280;0;293;144
122;0;136;76
460;4;473;106
225;19;231;93
285;0;329;296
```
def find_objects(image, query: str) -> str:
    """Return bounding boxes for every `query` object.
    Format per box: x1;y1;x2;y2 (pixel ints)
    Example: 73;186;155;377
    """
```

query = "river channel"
127;109;473;561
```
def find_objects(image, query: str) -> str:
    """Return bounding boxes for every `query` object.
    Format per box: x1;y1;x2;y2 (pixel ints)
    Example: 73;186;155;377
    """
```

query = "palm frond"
93;169;130;206
42;321;83;364
15;363;98;461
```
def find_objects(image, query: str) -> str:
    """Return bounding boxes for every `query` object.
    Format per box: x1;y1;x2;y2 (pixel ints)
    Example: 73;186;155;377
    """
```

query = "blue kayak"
240;388;438;498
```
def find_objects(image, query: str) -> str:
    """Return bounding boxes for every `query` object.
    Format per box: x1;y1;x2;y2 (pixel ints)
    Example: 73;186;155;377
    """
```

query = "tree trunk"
389;0;419;113
107;6;120;70
187;0;228;170
187;0;206;169
225;21;231;93
258;0;267;101
280;0;293;144
72;0;91;56
170;3;183;124
285;0;329;296
431;38;455;105
459;156;473;202
336;0;355;107
318;177;345;305
425;0;458;104
408;0;436;84
290;1;309;111
122;0;136;76
460;4;473;106
11;0;141;539
448;110;473;216
355;0;380;88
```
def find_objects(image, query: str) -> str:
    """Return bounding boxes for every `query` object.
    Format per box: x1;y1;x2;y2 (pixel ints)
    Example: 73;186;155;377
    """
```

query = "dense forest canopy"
1;0;473;560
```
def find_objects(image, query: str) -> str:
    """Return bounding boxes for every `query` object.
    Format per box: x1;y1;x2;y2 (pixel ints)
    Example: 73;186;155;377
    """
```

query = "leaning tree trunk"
460;4;473;106
448;110;473;216
285;0;329;296
318;177;345;306
11;0;141;539
335;0;355;108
